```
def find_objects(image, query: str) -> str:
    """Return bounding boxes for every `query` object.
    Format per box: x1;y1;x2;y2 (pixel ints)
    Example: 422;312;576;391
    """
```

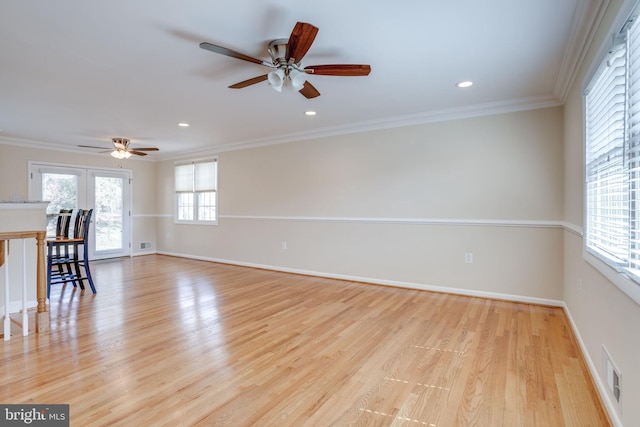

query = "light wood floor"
1;255;609;426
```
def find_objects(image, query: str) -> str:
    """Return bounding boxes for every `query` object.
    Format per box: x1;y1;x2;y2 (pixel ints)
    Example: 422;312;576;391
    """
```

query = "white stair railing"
2;239;29;339
0;230;48;341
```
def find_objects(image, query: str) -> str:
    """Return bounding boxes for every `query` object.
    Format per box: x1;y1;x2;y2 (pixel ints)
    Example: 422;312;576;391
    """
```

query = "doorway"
29;162;132;259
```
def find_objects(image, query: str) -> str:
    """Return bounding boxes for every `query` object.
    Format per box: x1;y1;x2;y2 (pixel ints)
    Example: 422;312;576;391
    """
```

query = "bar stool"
46;209;96;298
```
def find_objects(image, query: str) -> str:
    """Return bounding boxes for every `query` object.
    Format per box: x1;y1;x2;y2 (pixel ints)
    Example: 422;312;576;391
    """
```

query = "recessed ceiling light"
177;122;190;127
305;111;316;116
456;81;473;88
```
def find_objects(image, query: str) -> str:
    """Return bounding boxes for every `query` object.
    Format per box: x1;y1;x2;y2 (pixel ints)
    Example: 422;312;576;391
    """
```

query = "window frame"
174;157;218;225
583;3;640;306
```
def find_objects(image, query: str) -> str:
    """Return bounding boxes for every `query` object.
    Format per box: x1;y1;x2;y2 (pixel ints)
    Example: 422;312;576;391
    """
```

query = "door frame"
28;161;133;259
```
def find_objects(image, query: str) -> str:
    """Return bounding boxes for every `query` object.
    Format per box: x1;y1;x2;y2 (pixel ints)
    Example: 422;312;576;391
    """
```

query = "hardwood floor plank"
0;255;610;426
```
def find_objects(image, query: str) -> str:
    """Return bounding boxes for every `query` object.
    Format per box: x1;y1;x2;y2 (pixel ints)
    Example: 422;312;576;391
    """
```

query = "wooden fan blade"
79;145;110;149
229;74;269;89
304;64;371;76
299;81;320;99
199;42;272;67
130;147;159;151
112;138;130;149
286;22;318;64
128;150;148;156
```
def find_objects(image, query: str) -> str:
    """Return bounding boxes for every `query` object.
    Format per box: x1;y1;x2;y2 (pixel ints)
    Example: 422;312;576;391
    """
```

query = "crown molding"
157;94;562;160
0;135;155;161
554;0;610;102
2;94;561;162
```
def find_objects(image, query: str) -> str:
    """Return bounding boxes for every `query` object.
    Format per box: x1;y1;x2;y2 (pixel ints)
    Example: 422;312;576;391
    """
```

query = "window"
585;12;640;300
175;159;217;224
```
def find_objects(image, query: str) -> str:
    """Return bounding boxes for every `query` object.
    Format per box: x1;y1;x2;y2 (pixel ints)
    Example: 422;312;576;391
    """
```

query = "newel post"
35;231;49;333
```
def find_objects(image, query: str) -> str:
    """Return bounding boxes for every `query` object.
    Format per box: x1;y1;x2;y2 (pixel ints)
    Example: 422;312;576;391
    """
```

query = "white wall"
4;10;635;422
158;107;565;303
563;0;640;425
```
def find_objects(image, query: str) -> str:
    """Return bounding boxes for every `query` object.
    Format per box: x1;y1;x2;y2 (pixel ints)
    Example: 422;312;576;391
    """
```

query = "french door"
29;162;132;259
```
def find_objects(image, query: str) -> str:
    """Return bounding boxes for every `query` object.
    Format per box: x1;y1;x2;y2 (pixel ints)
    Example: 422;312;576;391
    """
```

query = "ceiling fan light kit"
268;68;285;92
111;149;132;159
199;21;371;99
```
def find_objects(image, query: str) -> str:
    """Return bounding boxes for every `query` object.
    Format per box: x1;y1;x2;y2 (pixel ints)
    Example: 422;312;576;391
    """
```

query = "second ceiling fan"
199;21;371;99
79;138;159;159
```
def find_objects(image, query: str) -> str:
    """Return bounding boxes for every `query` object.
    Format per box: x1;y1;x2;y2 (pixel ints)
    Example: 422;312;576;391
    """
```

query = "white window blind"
175;160;217;192
628;20;640;270
585;42;628;266
585;13;640;288
175;164;194;192
174;159;217;223
194;161;216;192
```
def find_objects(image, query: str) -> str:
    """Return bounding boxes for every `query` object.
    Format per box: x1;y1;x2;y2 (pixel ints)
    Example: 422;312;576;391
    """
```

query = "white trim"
584;251;640;305
0;138;155;161
561;221;584;236
554;0;610;102
38;167;83;176
583;0;640;92
160;96;563;161
155;213;582;231
219;214;565;228
564;219;640;306
132;250;156;257
0;96;562;163
156;250;564;307
563;303;624;427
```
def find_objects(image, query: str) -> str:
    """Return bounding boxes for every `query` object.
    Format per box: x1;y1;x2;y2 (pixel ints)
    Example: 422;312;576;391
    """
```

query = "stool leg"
71;243;84;290
47;242;53;299
83;244;96;294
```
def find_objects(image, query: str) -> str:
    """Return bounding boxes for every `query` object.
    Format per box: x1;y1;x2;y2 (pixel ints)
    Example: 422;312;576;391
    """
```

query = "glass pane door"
88;170;131;259
30;163;131;260
31;166;86;237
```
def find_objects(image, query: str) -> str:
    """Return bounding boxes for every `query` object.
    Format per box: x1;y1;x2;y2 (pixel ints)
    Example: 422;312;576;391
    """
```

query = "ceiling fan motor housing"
268;39;290;67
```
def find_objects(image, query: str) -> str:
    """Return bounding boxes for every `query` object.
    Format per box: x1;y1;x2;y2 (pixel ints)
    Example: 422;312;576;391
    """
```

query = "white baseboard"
562;303;622;427
156;250;564;307
132;250;157;257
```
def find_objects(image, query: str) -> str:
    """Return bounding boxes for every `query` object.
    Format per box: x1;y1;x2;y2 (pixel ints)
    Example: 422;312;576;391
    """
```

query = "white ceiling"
0;0;605;160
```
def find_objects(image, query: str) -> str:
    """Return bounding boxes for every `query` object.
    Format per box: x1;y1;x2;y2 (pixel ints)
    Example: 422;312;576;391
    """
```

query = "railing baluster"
3;239;10;341
0;231;48;340
22;239;28;336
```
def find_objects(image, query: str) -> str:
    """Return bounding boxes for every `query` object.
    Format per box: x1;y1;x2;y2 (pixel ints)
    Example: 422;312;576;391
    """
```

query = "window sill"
584;251;640;305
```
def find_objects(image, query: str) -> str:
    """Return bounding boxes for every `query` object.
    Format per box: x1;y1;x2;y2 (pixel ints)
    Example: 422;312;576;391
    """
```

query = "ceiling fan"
199;21;371;98
79;138;159;159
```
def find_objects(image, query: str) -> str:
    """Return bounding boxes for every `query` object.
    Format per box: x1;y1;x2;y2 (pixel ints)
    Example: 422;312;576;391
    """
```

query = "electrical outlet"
578;279;582;295
281;241;287;250
464;253;473;263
